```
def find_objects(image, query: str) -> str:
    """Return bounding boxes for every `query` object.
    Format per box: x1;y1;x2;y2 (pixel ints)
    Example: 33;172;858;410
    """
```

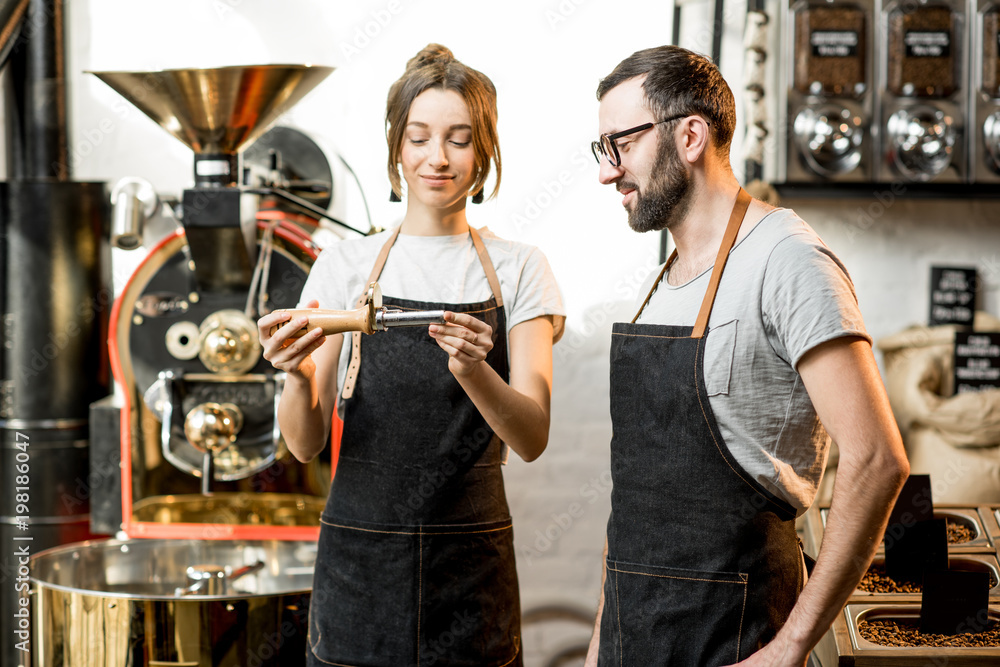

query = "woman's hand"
258;299;326;378
436;315;553;462
428;311;494;377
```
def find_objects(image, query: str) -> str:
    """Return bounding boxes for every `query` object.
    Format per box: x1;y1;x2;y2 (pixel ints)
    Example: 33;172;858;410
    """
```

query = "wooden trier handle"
268;307;373;338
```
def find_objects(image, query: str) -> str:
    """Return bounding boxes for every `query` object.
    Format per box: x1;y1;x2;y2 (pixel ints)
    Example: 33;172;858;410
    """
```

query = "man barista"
584;46;909;666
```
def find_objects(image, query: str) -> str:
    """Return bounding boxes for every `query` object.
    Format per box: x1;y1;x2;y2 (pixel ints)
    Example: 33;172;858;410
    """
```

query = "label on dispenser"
196;159;231;177
954;331;1000;394
810;30;859;57
904;30;951;57
929;266;975;326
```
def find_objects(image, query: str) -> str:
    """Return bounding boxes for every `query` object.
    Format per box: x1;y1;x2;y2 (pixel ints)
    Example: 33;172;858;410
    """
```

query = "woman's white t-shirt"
299;226;565;408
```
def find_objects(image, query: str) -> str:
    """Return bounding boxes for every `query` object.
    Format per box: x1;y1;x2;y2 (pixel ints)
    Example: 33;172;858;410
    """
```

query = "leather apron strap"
631;187;752;339
469;226;504;309
341;225;503;399
341;226;401;399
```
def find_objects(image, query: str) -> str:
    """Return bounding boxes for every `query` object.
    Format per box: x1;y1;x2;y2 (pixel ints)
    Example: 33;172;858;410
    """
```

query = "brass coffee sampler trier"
270;281;447;337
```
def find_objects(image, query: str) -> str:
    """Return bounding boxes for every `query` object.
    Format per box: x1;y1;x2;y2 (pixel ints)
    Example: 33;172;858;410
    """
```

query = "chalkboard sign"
888;474;934;527
886;518;948;583
920;569;990;635
929;267;976;326
884;475;945;583
954;331;1000;394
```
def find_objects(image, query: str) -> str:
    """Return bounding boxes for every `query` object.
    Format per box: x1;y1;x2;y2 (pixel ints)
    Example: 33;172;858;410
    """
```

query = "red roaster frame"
109;224;341;540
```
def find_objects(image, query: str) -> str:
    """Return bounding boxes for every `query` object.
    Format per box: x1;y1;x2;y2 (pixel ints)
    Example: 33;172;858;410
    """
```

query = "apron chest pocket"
705;319;738;397
603;558;748;666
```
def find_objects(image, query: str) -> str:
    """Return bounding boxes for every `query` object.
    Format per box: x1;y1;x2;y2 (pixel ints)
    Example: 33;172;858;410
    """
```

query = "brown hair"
385;44;501;201
597;46;736;156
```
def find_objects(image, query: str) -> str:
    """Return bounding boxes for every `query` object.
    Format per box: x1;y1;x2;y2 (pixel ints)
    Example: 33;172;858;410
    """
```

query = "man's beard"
623;136;692;233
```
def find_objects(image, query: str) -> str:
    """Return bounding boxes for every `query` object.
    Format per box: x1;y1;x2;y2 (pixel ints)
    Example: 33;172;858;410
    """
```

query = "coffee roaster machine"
89;64;357;539
26;64;374;666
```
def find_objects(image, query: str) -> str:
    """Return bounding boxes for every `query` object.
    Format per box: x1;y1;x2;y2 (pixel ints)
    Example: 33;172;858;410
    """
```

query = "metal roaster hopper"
28;64;368;667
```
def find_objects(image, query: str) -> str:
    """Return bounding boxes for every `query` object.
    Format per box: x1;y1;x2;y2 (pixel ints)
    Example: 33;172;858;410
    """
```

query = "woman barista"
257;44;565;666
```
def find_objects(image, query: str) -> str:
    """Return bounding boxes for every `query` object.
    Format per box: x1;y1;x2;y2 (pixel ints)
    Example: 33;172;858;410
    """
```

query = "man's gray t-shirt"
635;208;870;514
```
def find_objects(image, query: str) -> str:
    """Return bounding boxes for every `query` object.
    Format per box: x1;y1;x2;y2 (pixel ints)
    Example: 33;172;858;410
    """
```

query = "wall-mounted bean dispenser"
878;0;968;182
784;0;877;181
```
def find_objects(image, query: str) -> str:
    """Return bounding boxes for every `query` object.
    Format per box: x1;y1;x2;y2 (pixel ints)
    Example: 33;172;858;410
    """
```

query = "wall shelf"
774;182;1000;200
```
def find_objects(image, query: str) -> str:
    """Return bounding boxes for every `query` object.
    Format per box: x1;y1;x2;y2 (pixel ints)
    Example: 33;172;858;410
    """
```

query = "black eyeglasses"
591;114;698;167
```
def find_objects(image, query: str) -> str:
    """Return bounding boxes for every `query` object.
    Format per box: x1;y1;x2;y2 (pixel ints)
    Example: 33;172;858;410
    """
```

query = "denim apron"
307;227;522;667
598;189;803;666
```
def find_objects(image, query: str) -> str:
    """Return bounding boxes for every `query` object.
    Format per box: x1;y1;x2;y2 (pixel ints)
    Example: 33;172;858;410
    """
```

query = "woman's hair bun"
385;43;501;202
406;43;454;71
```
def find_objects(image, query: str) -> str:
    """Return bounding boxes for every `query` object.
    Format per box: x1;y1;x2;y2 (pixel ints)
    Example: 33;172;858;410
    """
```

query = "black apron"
307;227;522;667
598;189;803;666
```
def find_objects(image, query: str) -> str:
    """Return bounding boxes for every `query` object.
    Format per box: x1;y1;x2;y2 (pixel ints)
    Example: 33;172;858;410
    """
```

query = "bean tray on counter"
804;504;1000;665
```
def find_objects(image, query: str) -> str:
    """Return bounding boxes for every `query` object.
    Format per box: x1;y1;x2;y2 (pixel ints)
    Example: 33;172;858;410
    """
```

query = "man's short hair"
597;46;736;156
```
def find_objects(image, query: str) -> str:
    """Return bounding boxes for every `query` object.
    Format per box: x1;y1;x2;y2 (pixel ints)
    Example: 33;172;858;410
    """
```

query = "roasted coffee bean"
858;563;997;594
947;518;975;544
859;563;922;593
887;5;957;98
794;4;867;97
879;517;975;547
859;618;1000;647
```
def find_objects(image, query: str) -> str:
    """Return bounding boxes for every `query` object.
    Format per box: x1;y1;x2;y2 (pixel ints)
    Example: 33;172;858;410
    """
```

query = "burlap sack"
876;312;1000;503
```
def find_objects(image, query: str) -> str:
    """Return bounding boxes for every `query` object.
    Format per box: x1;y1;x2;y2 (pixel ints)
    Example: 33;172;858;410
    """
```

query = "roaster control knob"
198;309;262;374
184;402;244;453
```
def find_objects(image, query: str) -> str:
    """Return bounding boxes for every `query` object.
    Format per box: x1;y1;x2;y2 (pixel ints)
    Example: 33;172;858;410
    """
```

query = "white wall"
54;0;1000;663
71;0;670;312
